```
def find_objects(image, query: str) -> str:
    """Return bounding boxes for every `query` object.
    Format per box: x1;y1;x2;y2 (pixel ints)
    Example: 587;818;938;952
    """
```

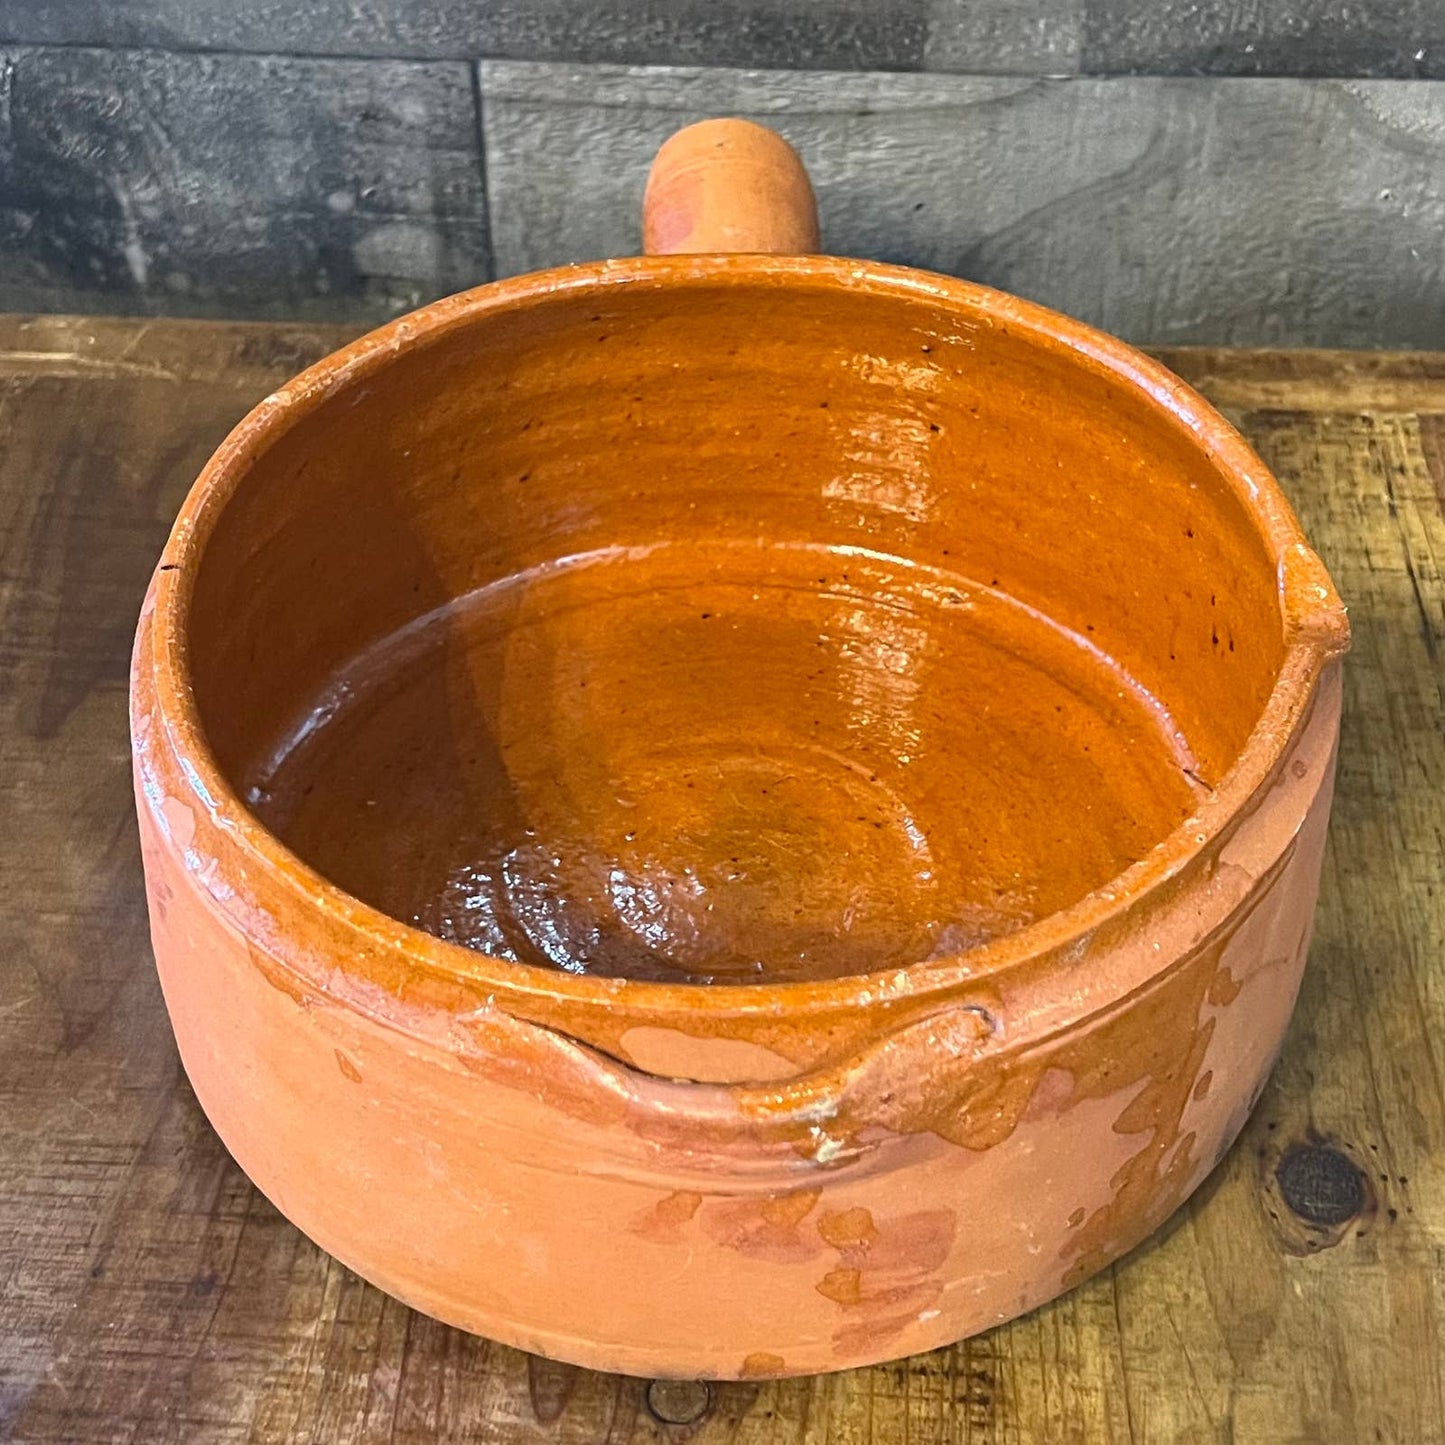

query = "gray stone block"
0;46;491;320
479;61;1445;347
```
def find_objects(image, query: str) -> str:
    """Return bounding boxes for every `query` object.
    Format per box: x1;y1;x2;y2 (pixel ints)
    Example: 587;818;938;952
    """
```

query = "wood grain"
1082;0;1445;80
0;0;931;71
3;51;1445;345
0;315;1441;1443
478;63;1445;350
2;0;1439;79
0;48;492;323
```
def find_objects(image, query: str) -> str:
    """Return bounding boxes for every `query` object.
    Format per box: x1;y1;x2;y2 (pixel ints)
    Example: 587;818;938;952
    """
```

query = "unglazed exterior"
132;124;1348;1378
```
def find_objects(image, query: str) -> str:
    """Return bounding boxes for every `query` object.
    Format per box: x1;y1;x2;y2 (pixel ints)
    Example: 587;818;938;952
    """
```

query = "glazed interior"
186;272;1286;984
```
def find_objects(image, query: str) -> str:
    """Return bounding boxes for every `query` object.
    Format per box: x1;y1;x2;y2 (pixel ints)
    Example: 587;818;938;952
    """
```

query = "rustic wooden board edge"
5;312;1445;412
0;318;1441;1443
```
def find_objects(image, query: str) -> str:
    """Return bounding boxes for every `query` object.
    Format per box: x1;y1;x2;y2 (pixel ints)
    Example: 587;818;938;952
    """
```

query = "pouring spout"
1280;542;1351;661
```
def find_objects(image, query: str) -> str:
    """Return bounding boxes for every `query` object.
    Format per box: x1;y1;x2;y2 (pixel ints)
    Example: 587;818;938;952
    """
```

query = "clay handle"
642;118;821;256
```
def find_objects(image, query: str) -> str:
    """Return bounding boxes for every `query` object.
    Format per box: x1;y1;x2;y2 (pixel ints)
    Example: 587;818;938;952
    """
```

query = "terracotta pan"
132;121;1349;1378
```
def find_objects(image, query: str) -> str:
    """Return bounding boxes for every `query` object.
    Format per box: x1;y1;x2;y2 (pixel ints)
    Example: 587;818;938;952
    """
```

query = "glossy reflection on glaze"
138;248;1346;1376
188;275;1286;985
250;542;1197;982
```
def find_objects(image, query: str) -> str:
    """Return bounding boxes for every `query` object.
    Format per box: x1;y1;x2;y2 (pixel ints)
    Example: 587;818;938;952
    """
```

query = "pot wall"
135;552;1341;1377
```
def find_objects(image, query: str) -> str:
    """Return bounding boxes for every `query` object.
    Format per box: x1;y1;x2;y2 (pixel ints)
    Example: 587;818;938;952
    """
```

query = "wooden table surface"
0;315;1441;1444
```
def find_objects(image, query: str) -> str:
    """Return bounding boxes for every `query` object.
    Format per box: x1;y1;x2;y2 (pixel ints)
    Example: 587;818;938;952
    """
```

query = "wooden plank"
1082;0;1445;80
0;47;491;323
0;333;280;1442
0;0;931;71
0;317;1441;1442
1157;349;1445;416
0;0;1077;80
4;52;1445;343
924;0;1081;76
479;63;1445;349
3;317;1443;418
0;314;357;387
3;0;1440;79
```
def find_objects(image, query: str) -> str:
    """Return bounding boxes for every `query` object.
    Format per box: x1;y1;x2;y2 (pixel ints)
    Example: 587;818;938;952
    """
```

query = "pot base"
249;538;1199;984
